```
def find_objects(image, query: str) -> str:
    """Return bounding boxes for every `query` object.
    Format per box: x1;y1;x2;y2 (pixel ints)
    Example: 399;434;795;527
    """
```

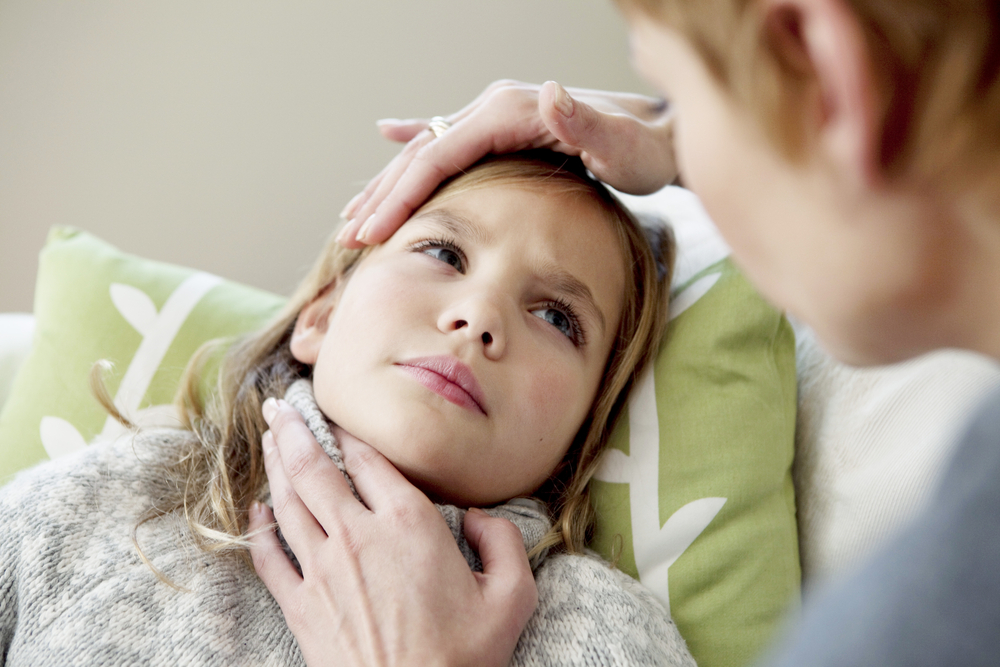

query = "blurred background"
0;0;649;312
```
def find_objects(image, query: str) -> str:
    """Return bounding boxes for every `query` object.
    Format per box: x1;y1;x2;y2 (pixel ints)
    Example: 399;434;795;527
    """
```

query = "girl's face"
291;183;626;506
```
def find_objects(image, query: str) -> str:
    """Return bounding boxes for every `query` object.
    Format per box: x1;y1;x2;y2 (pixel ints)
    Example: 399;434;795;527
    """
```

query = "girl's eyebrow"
414;207;608;337
412;208;494;246
536;263;608;337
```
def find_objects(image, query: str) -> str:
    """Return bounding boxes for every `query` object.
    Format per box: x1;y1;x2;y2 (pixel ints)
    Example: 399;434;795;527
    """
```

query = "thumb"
464;509;538;620
538;80;677;194
537;80;620;155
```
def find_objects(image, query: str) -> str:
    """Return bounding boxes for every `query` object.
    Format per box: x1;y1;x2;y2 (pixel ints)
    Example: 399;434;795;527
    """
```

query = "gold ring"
428;116;451;138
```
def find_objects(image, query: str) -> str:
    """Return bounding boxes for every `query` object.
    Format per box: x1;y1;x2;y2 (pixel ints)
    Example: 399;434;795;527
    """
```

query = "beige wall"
0;0;649;312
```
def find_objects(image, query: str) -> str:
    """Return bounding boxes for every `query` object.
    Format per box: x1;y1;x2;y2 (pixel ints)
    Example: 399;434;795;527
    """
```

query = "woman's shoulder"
513;550;696;667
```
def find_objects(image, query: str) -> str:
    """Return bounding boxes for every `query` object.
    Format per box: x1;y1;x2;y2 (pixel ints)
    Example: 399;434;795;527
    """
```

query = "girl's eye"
423;246;463;271
531;305;579;342
412;239;466;273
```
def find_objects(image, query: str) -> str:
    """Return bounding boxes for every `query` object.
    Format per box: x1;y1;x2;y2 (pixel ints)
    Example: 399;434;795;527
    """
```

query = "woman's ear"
763;0;881;188
290;288;338;364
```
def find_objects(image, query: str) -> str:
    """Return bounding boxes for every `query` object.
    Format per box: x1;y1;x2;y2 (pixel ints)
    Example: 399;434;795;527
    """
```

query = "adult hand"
337;80;676;248
248;399;538;667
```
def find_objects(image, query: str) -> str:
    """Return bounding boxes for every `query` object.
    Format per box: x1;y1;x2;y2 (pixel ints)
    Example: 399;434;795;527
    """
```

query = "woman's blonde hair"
146;150;673;564
615;0;1000;203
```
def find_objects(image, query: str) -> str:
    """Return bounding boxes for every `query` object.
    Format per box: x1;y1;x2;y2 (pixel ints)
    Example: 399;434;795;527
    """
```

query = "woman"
252;1;1000;665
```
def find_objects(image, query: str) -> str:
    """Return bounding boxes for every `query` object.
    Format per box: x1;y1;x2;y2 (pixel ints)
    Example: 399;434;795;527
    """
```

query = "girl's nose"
438;296;506;360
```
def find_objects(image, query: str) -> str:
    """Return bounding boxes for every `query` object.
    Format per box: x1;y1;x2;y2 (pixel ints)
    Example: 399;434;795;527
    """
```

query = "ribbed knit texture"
0;381;694;665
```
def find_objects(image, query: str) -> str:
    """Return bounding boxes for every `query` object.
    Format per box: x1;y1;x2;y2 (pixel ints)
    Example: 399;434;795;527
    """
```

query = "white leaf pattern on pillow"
594;366;726;614
669;272;720;321
98;273;221;442
36;273;222;457
39;416;88;459
109;283;158;336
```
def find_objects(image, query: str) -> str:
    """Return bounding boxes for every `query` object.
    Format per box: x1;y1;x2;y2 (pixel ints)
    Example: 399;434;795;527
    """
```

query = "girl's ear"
290;287;338;364
763;0;881;188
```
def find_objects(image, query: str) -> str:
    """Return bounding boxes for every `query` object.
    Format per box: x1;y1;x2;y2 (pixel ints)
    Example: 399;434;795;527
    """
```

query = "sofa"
2;193;999;665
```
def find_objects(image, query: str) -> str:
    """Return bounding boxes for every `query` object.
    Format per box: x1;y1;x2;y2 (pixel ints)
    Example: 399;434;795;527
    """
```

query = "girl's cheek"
522;357;586;427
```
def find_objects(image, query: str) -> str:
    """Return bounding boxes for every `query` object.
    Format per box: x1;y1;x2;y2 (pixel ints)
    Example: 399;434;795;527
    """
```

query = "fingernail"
376;118;402;127
335;223;352;245
262;429;275;454
467;507;487;517
340;192;363;220
250;501;263;519
551;81;574;118
262;397;278;424
355;214;376;244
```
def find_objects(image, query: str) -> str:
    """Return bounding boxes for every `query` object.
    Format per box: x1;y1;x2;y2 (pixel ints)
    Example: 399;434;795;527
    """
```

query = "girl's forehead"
418;180;615;237
415;185;627;323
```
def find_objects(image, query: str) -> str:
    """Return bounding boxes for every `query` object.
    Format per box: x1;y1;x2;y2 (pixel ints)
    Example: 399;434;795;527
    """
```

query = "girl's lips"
396;356;487;415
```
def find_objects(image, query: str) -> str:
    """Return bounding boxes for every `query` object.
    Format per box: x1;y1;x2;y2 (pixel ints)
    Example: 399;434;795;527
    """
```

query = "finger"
564;85;669;121
376;118;429;143
338;430;427;512
348;88;504;225
259;428;331;558
464;509;538;630
353;117;508;245
339;165;392;237
539;81;677;194
247;501;304;594
371;80;525;147
351;131;440;244
263;401;365;529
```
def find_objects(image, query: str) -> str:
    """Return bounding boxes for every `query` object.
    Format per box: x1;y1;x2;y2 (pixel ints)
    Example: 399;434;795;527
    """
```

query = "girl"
0;151;694;665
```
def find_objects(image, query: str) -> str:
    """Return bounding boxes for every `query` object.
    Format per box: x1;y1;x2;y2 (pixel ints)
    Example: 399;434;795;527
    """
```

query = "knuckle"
323;515;361;554
492;516;523;542
271;487;297;517
580;106;604;135
267;405;300;438
409;145;450;176
343;441;379;478
283;598;309;629
402;132;432;155
486;78;521;93
384;502;422;530
488;82;534;110
283;447;315;480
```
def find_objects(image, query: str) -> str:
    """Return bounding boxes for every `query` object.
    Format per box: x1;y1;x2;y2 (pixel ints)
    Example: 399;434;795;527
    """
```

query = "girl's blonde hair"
150;150;673;563
615;0;1000;205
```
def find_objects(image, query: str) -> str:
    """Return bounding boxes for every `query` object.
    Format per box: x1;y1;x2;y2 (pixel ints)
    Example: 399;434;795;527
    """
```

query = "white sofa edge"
0;313;35;413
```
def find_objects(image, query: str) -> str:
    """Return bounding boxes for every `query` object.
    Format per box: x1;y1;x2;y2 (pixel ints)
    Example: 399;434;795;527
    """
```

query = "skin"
628;10;1000;366
250;1;1000;664
289;183;625;507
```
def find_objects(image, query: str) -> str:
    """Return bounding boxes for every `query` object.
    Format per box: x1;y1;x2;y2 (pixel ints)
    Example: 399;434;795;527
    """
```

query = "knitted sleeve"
0;481;17;662
512;552;697;667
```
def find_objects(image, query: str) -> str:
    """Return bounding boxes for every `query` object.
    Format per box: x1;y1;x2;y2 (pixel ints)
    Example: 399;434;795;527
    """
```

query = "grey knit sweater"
0;381;695;666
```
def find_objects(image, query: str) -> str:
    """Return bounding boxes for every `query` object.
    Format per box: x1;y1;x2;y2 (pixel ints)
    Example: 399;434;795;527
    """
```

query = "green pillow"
0;205;798;667
591;258;799;667
0;227;285;477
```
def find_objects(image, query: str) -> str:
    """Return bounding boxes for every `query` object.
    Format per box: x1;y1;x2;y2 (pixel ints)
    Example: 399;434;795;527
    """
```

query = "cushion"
0;314;35;413
590;187;800;667
0;191;800;667
0;227;285;478
793;321;1000;586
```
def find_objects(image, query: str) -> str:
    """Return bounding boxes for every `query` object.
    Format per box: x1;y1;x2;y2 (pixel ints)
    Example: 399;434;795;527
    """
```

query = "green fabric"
0;229;798;667
0;228;286;482
591;258;800;667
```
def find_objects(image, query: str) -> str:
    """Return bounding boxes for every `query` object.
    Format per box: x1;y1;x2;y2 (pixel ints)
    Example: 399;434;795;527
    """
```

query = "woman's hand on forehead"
248;399;537;667
337;80;677;249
